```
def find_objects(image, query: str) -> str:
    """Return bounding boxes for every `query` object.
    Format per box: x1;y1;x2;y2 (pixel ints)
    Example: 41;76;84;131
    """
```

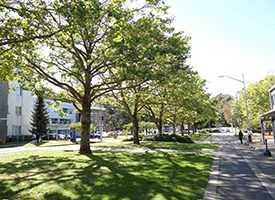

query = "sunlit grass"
22;140;77;147
0;151;214;200
0;140;77;148
92;141;218;150
1;140;218;150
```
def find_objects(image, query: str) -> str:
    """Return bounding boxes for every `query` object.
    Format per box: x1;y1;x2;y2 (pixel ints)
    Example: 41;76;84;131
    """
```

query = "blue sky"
164;0;275;96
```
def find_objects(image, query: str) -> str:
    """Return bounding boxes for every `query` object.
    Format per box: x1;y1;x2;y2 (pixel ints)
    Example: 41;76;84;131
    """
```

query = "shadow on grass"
0;151;213;200
118;141;218;150
0;141;79;149
0;142;30;148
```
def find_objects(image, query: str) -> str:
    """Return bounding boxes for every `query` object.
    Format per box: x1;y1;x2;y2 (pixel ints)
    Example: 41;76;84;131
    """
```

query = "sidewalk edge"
203;153;220;200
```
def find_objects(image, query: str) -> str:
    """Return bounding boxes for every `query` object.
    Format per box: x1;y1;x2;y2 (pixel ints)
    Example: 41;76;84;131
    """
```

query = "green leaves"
238;75;275;129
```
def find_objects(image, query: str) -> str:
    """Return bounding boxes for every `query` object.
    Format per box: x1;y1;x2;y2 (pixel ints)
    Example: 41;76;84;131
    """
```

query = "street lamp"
218;73;251;131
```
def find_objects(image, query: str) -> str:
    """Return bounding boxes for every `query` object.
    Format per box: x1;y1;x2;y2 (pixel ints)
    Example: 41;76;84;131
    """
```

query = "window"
51;118;58;124
15;87;22;96
13;125;21;135
59;119;71;124
60;119;65;124
15;106;22;115
62;108;68;113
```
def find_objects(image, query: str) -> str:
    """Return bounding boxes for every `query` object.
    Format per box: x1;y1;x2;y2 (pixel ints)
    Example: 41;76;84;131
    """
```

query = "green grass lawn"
0;150;214;200
92;141;218;150
1;140;218;150
0;140;77;148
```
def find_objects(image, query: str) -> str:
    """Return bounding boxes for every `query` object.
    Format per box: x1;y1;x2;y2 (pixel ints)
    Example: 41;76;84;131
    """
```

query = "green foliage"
123;123;133;131
188;131;210;141
139;121;156;130
238;74;275;129
70;122;95;132
29;96;49;138
1;0;171;152
123;121;156;131
146;134;194;143
1;0;214;150
212;93;233;127
104;105;131;131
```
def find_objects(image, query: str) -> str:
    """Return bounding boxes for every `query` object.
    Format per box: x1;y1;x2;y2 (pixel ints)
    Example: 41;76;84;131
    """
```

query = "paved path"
204;135;275;200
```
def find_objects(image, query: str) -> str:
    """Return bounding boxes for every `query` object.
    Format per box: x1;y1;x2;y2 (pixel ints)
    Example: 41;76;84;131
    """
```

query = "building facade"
261;85;275;143
0;81;106;143
0;81;9;143
47;101;76;136
6;82;34;141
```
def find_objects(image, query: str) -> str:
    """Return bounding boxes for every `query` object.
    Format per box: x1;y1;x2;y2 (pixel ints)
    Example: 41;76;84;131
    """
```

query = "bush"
189;131;210;140
123;134;194;143
145;134;194;143
123;136;144;142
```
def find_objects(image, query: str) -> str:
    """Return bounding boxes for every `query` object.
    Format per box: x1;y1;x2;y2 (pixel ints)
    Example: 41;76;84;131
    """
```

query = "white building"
0;81;106;143
7;82;34;136
47;101;76;136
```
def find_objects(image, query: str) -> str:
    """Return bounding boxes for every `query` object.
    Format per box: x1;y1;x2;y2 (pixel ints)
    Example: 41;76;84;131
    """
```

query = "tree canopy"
238;75;275;129
1;0;169;153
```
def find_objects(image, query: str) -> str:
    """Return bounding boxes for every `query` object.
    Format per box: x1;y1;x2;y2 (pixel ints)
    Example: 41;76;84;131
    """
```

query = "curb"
203;151;220;200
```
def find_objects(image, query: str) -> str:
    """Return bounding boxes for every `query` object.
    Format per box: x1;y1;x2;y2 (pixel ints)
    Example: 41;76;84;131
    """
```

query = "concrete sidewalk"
204;138;275;200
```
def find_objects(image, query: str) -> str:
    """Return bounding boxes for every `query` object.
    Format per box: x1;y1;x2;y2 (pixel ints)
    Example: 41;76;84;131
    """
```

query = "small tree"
70;122;95;133
29;96;49;142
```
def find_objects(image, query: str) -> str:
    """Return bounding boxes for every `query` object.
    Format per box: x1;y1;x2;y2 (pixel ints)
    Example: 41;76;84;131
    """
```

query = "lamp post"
219;73;251;131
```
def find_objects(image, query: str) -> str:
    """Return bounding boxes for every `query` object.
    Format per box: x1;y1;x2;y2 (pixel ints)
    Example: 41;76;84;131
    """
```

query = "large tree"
0;1;63;80
237;74;275;129
1;0;166;153
212;94;233;128
29;96;49;142
107;20;191;144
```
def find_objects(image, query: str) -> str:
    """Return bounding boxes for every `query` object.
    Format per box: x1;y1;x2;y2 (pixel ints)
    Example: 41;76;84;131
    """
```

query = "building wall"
6;82;34;136
2;82;106;140
0;81;8;142
47;101;76;135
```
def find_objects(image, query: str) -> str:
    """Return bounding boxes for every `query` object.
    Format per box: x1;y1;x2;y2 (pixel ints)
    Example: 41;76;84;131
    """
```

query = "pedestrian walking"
239;129;244;144
247;129;252;143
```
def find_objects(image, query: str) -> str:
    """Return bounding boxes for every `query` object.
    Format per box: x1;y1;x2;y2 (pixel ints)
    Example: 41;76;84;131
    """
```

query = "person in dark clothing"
239;130;244;144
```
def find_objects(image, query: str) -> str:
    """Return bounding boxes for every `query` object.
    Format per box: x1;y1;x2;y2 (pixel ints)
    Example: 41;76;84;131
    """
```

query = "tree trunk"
157;119;163;135
158;104;164;135
132;115;140;144
188;123;191;134
180;123;184;136
36;134;39;143
172;115;176;135
79;102;92;154
172;123;176;135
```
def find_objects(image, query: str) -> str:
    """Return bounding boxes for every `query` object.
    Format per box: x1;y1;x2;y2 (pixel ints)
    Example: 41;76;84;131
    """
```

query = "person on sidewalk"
247;129;252;143
239;129;244;144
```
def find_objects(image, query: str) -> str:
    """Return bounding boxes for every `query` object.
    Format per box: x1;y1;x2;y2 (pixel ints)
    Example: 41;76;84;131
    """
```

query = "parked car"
42;133;58;140
58;133;67;140
90;132;101;139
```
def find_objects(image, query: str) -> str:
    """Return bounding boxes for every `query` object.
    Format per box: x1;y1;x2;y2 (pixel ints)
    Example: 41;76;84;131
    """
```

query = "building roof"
269;85;275;93
261;109;275;118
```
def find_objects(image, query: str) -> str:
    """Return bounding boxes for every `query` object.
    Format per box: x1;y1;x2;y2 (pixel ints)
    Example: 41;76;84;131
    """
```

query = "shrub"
189;131;210;140
145;134;194;143
123;136;144;142
123;134;194;143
